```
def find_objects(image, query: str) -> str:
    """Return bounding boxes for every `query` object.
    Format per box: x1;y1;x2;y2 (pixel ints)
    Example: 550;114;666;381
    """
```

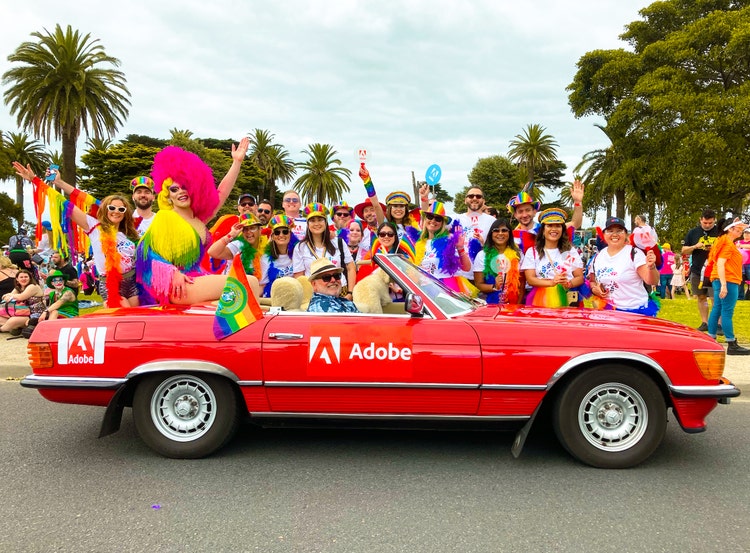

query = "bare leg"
1;316;30;332
697;294;708;324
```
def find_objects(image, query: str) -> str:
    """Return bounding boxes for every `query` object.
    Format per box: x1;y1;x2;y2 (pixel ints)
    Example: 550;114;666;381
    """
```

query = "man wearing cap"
130;176;156;236
307;257;360;313
682;209;721;331
507;180;585;253
237;193;258;217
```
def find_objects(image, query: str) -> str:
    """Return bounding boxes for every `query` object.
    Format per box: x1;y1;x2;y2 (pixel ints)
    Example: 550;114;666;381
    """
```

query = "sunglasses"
257;208;272;215
283;198;300;203
423;213;444;223
466;194;483;199
378;232;395;238
107;205;127;213
239;201;255;207
168;185;185;194
492;228;510;233
273;228;290;236
51;277;64;283
335;212;351;218
320;272;342;283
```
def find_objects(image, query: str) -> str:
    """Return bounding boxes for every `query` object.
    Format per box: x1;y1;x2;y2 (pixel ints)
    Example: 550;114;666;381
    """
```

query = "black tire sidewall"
132;373;239;459
553;365;667;469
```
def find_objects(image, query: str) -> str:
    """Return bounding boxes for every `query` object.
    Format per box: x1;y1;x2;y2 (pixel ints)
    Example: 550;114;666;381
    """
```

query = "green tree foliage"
507;124;560;183
568;0;750;240
294;144;352;205
454;155;521;215
2;24;130;186
79;142;160;199
248;129;297;207
0;192;23;243
0;131;50;226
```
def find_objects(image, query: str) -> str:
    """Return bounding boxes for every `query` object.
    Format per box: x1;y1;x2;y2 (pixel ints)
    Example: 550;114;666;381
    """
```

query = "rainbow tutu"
525;284;568;308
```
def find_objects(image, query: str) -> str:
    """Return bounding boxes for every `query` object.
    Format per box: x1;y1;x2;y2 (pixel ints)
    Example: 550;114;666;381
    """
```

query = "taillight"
693;350;725;380
28;343;53;369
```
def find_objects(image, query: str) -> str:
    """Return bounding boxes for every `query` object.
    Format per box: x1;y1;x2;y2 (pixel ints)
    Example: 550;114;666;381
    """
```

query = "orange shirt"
709;235;743;284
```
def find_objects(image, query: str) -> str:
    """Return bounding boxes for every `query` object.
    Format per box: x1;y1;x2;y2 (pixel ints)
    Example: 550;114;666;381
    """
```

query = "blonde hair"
0;256;16;269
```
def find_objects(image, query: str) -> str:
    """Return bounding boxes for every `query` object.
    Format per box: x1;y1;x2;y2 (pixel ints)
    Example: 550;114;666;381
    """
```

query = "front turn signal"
693;350;725;380
28;343;53;370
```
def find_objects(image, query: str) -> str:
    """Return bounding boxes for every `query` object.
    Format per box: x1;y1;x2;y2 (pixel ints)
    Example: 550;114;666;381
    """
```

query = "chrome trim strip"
670;384;740;398
20;375;127;389
236;380;263;386
481;384;547;391
263;381;479;389
269;333;304;340
126;361;239;382
547;351;669;387
249;412;529;421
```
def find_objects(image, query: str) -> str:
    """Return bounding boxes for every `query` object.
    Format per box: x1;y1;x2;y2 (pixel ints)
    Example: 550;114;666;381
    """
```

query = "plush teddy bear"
352;268;392;313
270;277;304;311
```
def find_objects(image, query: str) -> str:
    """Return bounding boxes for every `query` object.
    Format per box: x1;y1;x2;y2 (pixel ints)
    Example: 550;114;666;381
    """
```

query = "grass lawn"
77;290;750;343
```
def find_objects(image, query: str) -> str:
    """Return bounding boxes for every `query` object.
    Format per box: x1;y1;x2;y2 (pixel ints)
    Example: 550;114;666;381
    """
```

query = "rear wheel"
133;373;240;458
553;366;667;468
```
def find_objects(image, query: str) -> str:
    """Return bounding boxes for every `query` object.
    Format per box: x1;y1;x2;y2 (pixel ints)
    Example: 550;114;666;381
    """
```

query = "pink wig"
151;146;218;222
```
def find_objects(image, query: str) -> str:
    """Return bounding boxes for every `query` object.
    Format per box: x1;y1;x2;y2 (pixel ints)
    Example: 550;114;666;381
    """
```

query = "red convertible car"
21;254;739;468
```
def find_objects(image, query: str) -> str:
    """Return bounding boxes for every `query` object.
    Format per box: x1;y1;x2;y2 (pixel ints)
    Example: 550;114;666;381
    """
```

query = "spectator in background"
659;243;675;299
706;219;750;355
739;228;750;300
670;253;690;299
7;227;33;271
682;209;720;331
39;270;78;321
0;268;45;334
47;251;80;296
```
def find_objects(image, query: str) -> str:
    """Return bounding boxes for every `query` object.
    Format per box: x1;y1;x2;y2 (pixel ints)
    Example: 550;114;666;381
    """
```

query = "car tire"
553;365;667;469
133;373;240;459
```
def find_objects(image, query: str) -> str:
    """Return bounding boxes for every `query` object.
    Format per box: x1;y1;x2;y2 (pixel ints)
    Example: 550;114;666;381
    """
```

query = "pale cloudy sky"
0;0;645;220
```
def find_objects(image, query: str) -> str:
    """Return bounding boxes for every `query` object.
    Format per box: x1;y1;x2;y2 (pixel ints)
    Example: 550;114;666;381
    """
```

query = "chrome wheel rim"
578;382;648;452
150;375;216;442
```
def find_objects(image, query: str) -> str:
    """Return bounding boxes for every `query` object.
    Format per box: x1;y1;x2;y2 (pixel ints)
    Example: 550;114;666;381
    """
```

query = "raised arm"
567;179;584;230
212;137;250;221
12;162;90;230
206;222;243;261
359;164;385;225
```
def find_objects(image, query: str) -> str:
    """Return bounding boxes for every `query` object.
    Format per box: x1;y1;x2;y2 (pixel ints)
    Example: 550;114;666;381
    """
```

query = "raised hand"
12;161;36;182
571;179;584;204
231;137;250;162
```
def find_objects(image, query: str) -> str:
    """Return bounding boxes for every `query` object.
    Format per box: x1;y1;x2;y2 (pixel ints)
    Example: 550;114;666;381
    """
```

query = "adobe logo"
309;336;341;364
58;327;107;365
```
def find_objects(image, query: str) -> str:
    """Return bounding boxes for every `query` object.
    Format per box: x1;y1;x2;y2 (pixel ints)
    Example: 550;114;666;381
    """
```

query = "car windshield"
382;254;476;316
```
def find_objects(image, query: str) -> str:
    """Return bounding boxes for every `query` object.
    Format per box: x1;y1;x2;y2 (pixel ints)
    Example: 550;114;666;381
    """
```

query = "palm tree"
508;124;559;183
294;144;352;205
0;131;50;227
85;137;113;153
247;129;296;205
2;24;130;186
574;124;627;220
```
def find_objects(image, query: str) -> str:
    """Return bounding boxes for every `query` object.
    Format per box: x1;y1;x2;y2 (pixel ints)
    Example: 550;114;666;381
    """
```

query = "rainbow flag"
213;256;263;339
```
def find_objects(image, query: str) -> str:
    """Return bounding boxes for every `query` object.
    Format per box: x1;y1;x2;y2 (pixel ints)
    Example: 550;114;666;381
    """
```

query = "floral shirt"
307;293;360;313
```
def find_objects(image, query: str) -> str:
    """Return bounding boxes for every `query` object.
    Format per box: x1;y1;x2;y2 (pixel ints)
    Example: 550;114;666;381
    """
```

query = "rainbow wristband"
363;179;376;198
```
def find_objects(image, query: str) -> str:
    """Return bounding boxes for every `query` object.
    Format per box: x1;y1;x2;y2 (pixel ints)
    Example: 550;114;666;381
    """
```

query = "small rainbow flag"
213;256;263;340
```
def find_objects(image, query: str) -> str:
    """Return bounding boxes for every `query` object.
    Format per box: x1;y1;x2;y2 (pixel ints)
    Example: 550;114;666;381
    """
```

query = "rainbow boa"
482;248;521;304
261;234;298;297
137;209;208;304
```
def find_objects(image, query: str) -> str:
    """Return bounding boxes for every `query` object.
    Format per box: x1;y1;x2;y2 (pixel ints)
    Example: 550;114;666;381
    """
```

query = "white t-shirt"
520;247;583;281
260;254;293;294
456;211;496;279
472;249;525;275
588;245;649;310
85;214;136;275
293;240;354;287
289;217;307;242
419;238;462;279
137;213;155;237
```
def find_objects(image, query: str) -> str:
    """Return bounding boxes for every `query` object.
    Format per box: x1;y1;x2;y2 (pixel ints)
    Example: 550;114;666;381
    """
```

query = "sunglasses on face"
257;208;272;215
378;232;395;238
466;194;483;199
320;272;342;283
273;228;290;236
335;212;351;218
240;202;255;207
107;205;127;213
51;277;64;283
242;225;260;232
283;198;300;203
168;185;186;194
424;213;444;223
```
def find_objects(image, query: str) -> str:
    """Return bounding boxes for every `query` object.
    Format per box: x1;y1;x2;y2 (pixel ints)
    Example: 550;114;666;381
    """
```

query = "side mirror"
404;293;424;317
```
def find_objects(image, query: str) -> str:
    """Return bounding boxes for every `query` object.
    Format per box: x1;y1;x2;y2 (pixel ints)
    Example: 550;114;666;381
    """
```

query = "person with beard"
130;177;156;236
456;186;496;281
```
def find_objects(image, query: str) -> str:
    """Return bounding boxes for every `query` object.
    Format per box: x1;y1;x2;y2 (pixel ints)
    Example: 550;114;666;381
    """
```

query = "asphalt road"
1;381;748;553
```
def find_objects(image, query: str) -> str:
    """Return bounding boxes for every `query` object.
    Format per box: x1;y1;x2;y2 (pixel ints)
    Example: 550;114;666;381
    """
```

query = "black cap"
604;216;628;232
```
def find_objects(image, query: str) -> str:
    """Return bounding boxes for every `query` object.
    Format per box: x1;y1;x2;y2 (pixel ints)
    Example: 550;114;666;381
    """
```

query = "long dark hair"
14;268;39;292
302;217;336;255
484;218;519;256
535;222;572;259
376;222;399;253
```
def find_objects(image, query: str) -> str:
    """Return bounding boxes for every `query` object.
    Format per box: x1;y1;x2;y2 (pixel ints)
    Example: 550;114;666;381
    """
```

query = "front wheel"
553;366;667;469
133;373;240;458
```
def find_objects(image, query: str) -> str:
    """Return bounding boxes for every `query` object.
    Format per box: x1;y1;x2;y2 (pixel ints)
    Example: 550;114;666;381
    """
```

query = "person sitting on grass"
39;270;78;321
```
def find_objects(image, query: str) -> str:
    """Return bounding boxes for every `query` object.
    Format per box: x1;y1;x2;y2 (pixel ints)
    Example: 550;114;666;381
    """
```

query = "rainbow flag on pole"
213;256;263;340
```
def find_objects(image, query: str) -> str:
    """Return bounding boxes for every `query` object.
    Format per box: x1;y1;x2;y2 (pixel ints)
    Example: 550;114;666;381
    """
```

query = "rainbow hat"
385;191;412;206
538;208;567;225
130;176;154;191
304;202;328;219
269;214;292;230
421;201;451;225
507;191;541;213
239;212;262;227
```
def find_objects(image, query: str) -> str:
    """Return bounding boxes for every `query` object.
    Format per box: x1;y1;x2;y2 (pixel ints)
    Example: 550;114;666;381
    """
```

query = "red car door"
261;313;481;415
